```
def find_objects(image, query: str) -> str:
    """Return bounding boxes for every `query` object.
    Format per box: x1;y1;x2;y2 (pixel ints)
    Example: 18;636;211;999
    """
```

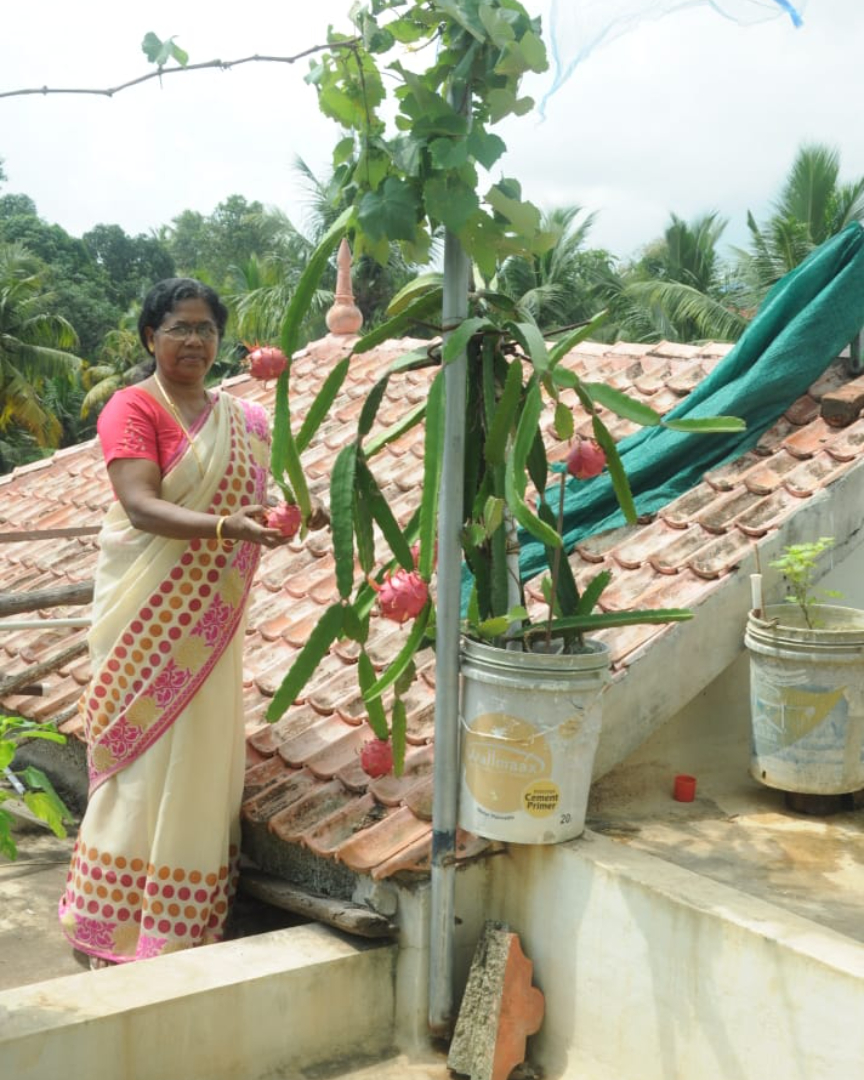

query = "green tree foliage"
0;242;81;449
82;223;175;310
161;194;285;287
618;211;747;343
740;143;864;296
0;196;122;357
226;158;422;346
496;204;607;330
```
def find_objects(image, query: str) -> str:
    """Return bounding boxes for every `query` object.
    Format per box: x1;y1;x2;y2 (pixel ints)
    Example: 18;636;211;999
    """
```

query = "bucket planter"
458;637;611;844
745;604;864;795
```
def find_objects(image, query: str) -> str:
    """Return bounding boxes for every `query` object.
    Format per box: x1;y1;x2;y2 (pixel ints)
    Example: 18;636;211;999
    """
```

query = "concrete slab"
0;815;304;991
588;652;864;944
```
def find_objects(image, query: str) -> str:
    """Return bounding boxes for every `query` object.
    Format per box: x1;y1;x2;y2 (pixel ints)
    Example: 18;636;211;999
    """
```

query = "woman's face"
144;297;220;388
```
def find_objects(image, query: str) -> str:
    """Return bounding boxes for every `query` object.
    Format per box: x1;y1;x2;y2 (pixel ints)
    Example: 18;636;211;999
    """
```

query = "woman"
59;278;290;967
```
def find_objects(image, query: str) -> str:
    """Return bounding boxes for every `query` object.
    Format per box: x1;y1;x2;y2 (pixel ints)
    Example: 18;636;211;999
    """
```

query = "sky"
1;0;861;262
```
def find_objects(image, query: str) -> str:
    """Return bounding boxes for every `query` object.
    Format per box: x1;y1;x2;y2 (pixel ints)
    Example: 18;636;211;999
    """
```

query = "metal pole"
428;228;470;1037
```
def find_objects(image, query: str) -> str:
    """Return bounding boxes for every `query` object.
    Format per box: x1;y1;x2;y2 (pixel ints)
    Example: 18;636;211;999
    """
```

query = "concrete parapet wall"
472;835;864;1080
0;924;397;1080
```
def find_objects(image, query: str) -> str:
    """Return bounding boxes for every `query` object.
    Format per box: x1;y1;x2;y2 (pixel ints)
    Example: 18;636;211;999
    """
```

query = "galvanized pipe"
428;228;470;1037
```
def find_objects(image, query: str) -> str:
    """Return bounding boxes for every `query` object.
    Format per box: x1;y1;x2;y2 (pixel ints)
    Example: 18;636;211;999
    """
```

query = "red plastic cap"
673;774;697;802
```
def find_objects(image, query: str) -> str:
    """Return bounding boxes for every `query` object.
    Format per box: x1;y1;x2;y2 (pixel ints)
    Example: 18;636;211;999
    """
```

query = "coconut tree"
0;242;81;448
79;323;144;419
618;211;747;343
496;204;605;330
227;157;423;345
740;143;864;295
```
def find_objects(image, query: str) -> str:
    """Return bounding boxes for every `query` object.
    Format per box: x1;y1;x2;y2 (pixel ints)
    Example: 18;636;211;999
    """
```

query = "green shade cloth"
518;221;864;583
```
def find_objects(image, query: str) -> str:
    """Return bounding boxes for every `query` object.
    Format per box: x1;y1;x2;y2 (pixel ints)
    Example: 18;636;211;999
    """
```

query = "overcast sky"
1;0;859;261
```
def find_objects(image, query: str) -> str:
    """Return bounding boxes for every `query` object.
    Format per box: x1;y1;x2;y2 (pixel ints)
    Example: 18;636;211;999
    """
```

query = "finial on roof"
326;238;364;336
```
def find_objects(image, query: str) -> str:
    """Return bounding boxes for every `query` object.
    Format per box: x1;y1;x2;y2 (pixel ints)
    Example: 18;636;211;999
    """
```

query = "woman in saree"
60;278;292;968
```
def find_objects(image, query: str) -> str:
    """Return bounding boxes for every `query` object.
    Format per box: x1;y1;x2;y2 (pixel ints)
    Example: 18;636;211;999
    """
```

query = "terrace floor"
587;653;864;945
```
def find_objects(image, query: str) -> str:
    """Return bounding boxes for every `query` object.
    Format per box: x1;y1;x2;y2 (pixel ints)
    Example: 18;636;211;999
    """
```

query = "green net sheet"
517;221;864;584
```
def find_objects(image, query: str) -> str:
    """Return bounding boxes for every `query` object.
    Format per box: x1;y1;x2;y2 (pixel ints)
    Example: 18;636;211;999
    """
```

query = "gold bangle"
215;516;226;544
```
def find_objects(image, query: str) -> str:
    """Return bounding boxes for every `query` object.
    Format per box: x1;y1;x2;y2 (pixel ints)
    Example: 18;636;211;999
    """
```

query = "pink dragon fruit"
247;345;288;380
566;438;606;480
265;502;301;538
359;737;394;778
374;568;429;624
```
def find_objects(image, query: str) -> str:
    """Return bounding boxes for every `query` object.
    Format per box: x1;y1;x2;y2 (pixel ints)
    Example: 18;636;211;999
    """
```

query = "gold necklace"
152;372;210;477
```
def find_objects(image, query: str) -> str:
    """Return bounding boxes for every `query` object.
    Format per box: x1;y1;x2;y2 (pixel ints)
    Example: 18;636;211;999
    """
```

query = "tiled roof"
2;334;864;881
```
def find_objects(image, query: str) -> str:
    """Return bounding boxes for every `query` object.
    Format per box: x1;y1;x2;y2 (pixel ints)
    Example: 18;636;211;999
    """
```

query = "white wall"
451;836;864;1080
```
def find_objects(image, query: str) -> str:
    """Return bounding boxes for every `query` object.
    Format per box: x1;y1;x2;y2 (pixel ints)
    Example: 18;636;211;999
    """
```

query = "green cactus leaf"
442;316;489;363
507;319;550;376
331;444;359;599
358;650;389;740
386;272;444;316
353;470;376;575
266;604;345;722
537;498;579;615
485;357;523;466
342;604;369;644
524;608;693;639
359;376;390;439
358;459;415;571
591;413;637;524
576;569;611;617
363;603;430;703
418;370;445;579
547;309;609;366
364;401;426;458
391;698;407;777
663;416;747;433
583;382;662;427
280;207;352;362
554;400;574;441
355;289;443;351
296;357;350;453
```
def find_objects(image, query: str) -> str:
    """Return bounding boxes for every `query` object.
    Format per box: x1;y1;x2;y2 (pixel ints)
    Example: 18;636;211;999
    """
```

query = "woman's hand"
221;505;289;548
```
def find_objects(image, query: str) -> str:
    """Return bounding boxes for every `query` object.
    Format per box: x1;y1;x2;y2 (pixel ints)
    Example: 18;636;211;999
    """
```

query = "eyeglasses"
158;322;219;342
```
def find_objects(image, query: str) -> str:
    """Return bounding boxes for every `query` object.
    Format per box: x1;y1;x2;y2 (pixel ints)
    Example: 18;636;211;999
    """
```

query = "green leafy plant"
0;715;73;860
256;1;744;772
769;537;842;629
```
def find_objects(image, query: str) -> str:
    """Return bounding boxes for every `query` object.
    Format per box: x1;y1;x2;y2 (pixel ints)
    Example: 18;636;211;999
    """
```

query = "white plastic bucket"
745;605;864;794
458;637;610;844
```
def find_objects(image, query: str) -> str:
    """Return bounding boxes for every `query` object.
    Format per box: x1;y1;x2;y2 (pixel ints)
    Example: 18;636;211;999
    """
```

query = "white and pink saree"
60;392;270;963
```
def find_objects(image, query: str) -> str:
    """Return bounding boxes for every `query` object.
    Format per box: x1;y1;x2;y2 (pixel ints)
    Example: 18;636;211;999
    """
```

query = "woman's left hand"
222;505;289;548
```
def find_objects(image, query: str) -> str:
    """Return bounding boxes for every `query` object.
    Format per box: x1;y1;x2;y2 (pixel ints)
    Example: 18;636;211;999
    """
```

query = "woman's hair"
138;278;229;352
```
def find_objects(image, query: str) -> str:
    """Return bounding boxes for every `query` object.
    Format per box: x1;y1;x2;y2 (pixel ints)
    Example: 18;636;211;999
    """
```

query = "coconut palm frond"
623;280;747;343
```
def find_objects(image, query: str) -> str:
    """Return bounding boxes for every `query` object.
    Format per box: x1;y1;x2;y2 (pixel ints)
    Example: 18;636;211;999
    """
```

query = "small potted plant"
257;1;743;841
746;537;864;797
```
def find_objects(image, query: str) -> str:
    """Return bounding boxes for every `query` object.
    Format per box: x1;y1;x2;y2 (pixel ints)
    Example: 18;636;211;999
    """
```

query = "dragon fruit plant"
260;0;744;773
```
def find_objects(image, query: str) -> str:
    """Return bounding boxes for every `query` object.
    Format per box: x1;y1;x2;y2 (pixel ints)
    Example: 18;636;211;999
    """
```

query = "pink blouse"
97;385;211;476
